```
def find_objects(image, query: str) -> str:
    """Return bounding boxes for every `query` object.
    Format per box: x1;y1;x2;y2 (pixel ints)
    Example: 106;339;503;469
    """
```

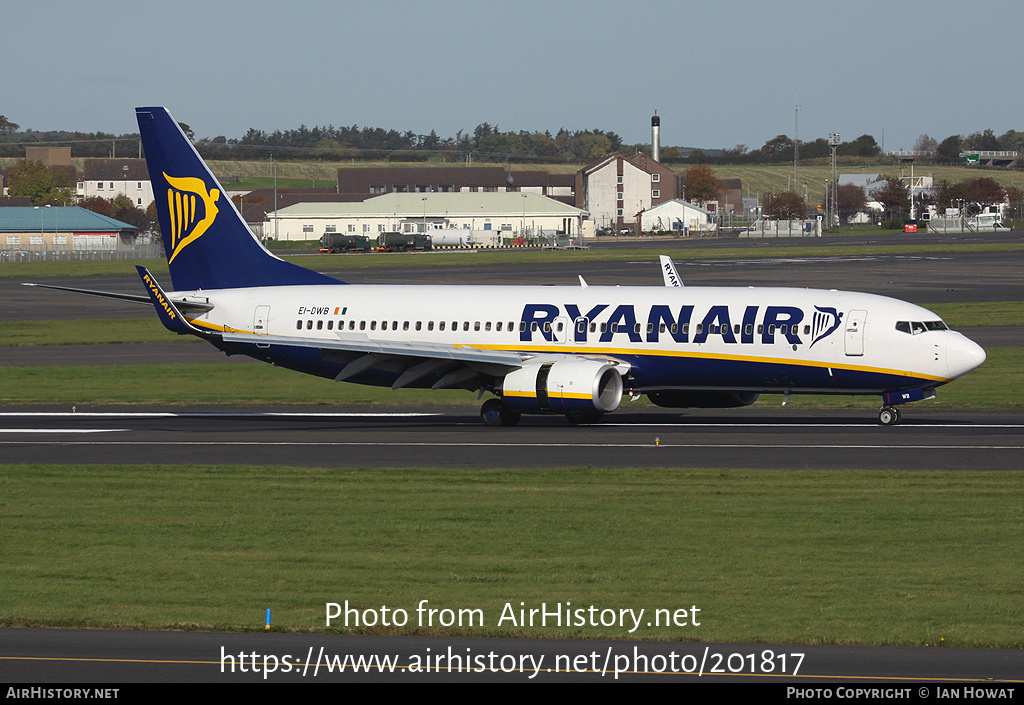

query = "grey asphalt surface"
2;627;1021;683
1;408;1021;471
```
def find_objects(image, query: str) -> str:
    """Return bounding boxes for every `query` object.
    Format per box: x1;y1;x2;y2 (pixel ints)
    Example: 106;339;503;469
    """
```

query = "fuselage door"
845;309;867;356
253;305;271;348
553;316;569;344
573;316;589;345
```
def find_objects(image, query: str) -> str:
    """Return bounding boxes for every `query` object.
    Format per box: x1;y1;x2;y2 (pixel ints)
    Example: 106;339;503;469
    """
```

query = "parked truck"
373;231;432;252
319;233;370;253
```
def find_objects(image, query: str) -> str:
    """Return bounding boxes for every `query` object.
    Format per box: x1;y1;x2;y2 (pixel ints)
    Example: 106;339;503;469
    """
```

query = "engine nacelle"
647;391;760;408
501;360;624;414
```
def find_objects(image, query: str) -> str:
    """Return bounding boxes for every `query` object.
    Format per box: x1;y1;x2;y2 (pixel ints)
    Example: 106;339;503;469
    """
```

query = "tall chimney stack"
651;113;661;162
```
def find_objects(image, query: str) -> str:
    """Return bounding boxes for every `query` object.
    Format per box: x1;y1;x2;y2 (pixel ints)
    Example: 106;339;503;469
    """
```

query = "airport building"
639;199;715;233
0;206;138;250
263;192;587;244
575;152;678;232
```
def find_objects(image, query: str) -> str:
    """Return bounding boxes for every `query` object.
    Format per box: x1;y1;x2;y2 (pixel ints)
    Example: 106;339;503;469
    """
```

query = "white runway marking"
1;441;1020;450
0;429;128;434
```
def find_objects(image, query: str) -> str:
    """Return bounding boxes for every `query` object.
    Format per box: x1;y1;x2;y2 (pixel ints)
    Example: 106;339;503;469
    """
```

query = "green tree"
963;129;999;151
758;135;793;160
0;114;19;137
6;161;74;205
936;135;962;162
838;134;881;157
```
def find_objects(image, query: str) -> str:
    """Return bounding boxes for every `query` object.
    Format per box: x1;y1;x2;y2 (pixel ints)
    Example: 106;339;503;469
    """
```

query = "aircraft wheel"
481;399;520;427
878;406;901;426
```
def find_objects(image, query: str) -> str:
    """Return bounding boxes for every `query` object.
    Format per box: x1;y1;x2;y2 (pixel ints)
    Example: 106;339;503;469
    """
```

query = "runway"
1;408;1021;471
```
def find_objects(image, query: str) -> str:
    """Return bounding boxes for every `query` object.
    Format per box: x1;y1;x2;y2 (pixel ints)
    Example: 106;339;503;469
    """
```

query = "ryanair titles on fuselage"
519;302;844;347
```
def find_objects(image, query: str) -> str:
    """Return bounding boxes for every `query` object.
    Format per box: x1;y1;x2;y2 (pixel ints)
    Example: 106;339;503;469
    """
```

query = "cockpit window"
896;320;948;335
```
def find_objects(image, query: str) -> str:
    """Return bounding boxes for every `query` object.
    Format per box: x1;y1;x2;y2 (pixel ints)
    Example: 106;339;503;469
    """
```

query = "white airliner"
27;107;986;426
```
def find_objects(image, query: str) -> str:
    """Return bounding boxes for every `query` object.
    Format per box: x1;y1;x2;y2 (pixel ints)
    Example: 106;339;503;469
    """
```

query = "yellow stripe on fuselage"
455;342;952;383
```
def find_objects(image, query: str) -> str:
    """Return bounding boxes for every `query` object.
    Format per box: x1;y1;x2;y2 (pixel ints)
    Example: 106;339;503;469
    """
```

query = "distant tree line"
2;110;1023;166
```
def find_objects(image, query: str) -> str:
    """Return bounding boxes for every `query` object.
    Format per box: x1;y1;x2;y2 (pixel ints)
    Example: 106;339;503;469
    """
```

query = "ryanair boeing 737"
26;107;987;426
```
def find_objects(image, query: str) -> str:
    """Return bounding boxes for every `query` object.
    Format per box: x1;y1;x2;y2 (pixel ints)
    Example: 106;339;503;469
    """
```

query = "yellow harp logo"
164;172;220;264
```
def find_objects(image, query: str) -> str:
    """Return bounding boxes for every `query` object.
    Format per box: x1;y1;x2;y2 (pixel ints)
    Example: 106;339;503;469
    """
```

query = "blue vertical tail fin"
136;106;341;291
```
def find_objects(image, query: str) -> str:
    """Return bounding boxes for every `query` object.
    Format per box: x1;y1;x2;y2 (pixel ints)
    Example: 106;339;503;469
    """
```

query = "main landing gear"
878;406;902;426
480;398;521;427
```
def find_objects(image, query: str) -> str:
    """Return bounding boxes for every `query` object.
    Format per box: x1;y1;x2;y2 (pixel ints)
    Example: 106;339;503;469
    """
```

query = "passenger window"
463;322;469;331
745;324;753;336
474;321;481;331
496;322;502;331
359;321;366;330
439;322;445;331
428;321;434;331
317;320;324;330
381;321;388;331
543;322;551;332
404;321;410;331
306;320;313;330
370;321;377;331
327;321;333;330
415;321;421;331
296;320;302;330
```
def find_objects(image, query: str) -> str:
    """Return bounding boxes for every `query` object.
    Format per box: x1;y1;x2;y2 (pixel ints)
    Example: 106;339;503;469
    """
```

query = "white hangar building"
639;199;715;233
264;192;587;243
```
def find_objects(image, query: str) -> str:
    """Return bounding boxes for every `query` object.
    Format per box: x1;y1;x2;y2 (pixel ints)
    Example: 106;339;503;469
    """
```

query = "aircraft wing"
220;330;532;389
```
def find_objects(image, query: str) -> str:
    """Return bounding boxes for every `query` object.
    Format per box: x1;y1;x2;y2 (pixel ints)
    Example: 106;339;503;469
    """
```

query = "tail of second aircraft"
136;106;341;291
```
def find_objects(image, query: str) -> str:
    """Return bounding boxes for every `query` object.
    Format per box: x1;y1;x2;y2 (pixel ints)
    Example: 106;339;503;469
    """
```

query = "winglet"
136;265;204;335
659;255;683;287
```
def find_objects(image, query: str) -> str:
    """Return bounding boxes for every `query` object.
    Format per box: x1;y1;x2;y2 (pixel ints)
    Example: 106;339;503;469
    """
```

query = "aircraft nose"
946;332;987;379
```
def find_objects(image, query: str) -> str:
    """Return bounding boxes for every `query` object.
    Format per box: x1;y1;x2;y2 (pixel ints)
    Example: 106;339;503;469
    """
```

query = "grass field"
1;464;1021;646
196;157;1024;208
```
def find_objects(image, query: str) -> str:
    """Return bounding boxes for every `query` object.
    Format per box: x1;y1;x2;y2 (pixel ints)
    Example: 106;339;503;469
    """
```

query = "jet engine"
501;360;624;414
646;391;760;408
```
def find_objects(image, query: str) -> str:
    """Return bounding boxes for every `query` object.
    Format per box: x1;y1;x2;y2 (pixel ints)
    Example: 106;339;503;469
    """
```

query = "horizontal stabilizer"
136;266;205;335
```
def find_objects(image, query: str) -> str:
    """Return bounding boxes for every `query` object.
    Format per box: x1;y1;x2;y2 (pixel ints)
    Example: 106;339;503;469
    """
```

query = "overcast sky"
4;0;1021;152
